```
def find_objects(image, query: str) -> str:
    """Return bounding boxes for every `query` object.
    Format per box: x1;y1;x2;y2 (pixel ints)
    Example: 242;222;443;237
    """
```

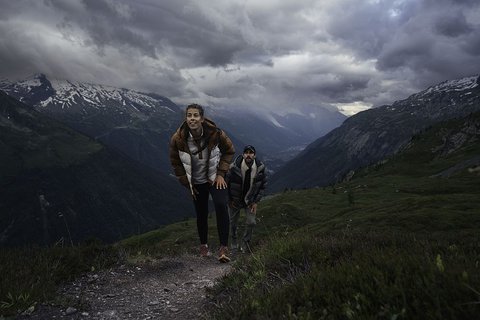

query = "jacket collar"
234;154;263;170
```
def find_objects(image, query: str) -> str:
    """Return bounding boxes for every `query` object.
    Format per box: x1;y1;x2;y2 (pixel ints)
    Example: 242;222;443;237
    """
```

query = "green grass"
118;219;199;259
118;215;230;261
203;181;480;319
208;232;479;319
203;114;480;319
0;240;119;316
0;96;104;178
0;129;103;178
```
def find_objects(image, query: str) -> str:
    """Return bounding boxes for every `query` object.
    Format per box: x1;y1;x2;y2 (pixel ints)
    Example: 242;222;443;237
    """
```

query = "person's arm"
216;130;235;178
253;166;268;203
169;135;189;188
214;130;235;189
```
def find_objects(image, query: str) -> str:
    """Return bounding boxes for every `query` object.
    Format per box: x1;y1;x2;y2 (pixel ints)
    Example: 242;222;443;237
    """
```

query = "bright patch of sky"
335;101;372;116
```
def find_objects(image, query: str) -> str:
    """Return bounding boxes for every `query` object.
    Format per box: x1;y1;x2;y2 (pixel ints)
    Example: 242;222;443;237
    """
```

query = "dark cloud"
47;0;158;58
0;1;23;19
326;3;395;58
376;35;434;71
368;0;480;98
317;76;371;102
0;0;479;115
423;0;479;6
433;11;473;37
463;32;480;56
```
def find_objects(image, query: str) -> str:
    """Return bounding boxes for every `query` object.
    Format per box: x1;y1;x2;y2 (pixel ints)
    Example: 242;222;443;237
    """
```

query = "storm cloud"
0;0;479;115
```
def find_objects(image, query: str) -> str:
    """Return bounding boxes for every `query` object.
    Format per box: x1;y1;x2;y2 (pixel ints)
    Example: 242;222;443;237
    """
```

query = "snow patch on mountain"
48;78;175;112
424;76;478;95
18;77;42;89
2;74;177;114
40;97;54;107
0;78;13;87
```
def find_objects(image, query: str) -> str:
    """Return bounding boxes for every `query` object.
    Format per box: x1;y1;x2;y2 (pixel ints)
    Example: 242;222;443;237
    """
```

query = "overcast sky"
1;0;479;116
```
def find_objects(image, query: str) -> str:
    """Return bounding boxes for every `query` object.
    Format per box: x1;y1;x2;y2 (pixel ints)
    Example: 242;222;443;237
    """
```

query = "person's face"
243;150;255;165
186;108;204;131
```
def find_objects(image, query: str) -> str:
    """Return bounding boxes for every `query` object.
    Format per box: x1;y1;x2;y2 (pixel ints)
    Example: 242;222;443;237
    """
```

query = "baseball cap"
243;145;256;154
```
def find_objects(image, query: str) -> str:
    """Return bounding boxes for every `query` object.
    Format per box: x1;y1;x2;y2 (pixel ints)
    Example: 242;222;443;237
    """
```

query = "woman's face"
186;107;204;131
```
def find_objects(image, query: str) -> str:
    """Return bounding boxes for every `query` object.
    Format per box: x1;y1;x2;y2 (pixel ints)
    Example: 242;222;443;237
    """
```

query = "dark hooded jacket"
227;154;267;207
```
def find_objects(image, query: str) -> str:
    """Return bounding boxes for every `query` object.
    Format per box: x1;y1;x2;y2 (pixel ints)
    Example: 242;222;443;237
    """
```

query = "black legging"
193;183;229;246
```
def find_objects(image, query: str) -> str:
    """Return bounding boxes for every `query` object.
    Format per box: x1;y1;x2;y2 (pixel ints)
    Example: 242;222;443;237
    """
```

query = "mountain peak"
0;73;46;89
1;74;178;114
423;75;479;95
10;74;42;89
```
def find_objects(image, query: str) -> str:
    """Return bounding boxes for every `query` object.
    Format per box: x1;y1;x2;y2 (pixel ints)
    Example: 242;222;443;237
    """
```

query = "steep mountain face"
0;74;346;174
269;75;480;191
0;91;192;246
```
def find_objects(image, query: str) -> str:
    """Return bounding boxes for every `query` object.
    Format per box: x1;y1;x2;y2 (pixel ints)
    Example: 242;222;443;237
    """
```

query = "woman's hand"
213;175;227;189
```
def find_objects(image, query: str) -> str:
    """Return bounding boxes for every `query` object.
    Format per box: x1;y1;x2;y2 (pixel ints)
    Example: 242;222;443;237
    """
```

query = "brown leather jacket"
169;118;235;189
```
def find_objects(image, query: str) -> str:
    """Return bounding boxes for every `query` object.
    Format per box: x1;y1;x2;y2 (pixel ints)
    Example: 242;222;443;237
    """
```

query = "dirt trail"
17;254;232;320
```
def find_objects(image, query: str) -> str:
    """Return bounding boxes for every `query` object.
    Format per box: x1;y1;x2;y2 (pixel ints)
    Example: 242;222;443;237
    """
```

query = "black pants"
193;183;229;246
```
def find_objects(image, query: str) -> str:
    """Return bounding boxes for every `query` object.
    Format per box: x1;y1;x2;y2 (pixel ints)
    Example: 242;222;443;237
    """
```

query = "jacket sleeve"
253;167;268;203
216;130;235;177
226;166;233;200
169;134;189;188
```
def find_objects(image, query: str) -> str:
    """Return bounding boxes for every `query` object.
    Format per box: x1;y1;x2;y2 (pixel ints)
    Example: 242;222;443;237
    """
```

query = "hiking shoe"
200;244;211;257
218;246;231;263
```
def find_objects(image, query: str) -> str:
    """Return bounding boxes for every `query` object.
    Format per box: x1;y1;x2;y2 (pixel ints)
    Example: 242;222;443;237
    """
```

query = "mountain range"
269;75;480;191
0;74;346;174
0;74;183;175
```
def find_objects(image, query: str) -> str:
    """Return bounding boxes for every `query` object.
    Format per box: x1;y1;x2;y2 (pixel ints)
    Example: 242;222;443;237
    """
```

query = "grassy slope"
123;113;480;319
2;113;479;318
0;91;103;176
203;114;480;319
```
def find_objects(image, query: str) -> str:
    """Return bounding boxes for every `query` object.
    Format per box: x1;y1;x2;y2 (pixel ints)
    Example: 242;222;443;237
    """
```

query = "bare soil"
17;254;232;320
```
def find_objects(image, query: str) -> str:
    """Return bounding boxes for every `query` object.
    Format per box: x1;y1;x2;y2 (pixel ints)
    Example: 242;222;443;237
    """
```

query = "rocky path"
17;254;232;320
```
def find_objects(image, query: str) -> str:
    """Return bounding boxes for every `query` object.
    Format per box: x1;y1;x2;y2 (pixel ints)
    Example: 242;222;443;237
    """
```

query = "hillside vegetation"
1;112;479;318
125;112;480;319
208;112;479;319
